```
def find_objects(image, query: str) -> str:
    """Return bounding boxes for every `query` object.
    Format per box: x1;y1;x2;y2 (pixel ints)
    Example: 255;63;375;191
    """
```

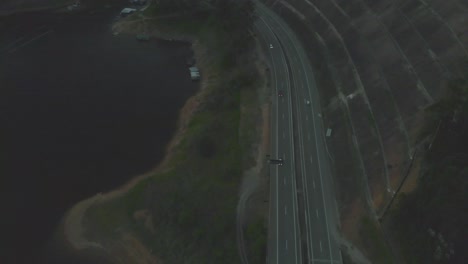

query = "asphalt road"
255;1;343;263
256;14;302;264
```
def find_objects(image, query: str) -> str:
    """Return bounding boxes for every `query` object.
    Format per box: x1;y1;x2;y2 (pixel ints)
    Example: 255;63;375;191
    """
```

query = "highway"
256;12;302;264
255;1;343;263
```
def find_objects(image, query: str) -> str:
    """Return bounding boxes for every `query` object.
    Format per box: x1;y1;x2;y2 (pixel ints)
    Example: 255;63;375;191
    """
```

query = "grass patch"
85;197;130;239
390;78;468;263
245;217;267;264
83;3;262;262
359;216;393;264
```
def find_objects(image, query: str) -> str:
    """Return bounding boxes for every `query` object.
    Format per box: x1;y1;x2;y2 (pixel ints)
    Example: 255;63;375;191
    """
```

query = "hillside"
260;0;467;262
390;79;467;264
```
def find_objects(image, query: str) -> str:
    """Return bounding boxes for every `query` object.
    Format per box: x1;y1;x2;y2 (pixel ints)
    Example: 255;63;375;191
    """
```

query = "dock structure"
120;8;136;16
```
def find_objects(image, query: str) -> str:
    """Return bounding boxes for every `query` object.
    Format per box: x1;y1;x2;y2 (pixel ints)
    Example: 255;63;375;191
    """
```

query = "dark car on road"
270;158;284;166
278;90;284;97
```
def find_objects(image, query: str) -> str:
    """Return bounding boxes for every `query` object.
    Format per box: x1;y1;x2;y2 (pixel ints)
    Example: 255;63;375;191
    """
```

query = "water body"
0;5;197;264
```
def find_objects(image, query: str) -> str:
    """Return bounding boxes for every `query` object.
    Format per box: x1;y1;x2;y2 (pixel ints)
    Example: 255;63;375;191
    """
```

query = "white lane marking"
308;134;310;141
8;30;53;53
320;241;323;252
284;206;287;215
286;240;288;250
284;177;286;185
310;156;313;164
1;36;25;51
282;113;285;119
313;180;316;189
316;209;319;218
306;115;308;121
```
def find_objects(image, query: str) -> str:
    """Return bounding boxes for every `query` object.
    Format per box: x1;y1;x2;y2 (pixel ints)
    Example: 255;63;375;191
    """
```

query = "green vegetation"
85;1;265;263
391;79;468;264
245;216;267;263
359;216;393;264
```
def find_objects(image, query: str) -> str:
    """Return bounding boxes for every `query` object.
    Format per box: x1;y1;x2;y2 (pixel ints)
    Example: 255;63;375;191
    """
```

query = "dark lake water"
0;4;197;264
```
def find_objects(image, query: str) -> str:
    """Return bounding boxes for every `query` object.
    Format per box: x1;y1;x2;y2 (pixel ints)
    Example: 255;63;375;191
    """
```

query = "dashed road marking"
1;36;25;52
316;209;319;218
8;29;53;53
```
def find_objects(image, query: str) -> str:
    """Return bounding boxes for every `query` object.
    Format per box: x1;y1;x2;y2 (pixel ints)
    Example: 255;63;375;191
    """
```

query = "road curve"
255;1;343;263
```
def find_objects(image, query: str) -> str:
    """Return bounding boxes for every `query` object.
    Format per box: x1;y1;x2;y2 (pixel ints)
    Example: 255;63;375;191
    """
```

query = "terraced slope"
261;0;467;260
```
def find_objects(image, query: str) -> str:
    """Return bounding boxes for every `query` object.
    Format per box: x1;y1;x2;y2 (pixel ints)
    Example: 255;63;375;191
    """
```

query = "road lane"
256;1;343;263
255;16;301;264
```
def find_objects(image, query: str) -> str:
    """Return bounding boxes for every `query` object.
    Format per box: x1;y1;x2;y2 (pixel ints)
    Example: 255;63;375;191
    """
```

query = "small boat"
136;34;150;41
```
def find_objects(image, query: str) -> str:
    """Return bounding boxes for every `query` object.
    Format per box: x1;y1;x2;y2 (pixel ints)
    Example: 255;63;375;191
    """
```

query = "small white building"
189;67;200;80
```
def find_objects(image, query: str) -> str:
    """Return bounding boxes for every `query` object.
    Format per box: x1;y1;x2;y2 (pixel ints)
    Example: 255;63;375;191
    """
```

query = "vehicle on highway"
269;44;273;49
306;100;310;105
269;158;283;166
278;90;284;97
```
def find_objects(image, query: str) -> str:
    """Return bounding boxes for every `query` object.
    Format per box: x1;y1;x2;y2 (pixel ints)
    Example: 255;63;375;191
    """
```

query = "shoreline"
61;20;206;253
